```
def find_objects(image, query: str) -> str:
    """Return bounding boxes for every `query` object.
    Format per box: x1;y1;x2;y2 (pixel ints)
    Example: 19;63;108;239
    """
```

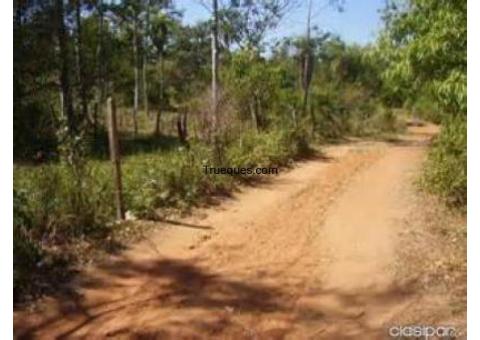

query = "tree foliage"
378;0;466;116
378;0;466;205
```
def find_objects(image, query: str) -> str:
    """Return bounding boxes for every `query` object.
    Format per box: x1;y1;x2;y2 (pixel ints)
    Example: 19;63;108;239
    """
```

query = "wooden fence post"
107;96;125;220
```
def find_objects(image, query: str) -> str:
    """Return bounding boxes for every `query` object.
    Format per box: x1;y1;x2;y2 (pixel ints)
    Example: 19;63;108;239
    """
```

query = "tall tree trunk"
75;0;89;127
211;0;219;134
132;18;139;136
302;0;313;121
56;0;75;133
155;50;164;136
95;0;105;141
142;0;150;118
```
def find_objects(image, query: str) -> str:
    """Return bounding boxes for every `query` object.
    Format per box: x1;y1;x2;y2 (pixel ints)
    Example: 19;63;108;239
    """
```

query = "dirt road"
15;125;441;339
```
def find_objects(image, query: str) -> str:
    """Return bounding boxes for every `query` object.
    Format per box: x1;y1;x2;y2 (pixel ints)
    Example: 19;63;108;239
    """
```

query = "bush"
408;93;443;124
226;128;312;170
13;189;42;300
122;144;233;217
14;162;115;238
421;115;467;207
364;106;399;134
311;82;401;139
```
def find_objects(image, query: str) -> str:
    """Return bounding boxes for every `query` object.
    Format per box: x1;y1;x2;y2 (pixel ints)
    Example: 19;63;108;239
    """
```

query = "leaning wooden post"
107;96;125;220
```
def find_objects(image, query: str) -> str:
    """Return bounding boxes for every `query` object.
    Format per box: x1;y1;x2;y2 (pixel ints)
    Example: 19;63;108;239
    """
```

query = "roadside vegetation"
377;0;467;207
13;0;466;303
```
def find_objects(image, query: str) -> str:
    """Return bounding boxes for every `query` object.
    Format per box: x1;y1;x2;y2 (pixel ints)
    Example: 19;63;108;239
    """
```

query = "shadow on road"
15;254;416;339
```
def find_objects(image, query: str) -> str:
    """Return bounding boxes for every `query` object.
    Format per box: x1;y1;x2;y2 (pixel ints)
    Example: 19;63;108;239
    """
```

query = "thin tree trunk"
56;0;75;133
177;111;188;144
249;100;258;132
142;53;148;119
211;0;219;135
95;0;105;140
142;0;150;118
94;102;98;141
132;18;139;136
255;95;262;130
155;108;162;136
75;0;89;127
302;0;313;119
155;51;164;136
59;90;64;119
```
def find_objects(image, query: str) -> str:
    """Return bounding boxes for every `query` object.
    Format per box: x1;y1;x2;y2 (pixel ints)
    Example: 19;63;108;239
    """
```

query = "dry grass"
393;189;466;336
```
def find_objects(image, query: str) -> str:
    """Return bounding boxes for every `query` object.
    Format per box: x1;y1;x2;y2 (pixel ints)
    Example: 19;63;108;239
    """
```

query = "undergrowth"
420;115;467;208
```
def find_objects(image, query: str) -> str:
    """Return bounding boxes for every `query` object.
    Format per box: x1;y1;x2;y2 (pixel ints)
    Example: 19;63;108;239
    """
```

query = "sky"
178;0;386;46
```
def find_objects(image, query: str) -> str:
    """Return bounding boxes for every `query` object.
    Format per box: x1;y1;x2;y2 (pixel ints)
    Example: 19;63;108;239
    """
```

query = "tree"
150;8;178;136
301;0;314;126
211;0;219;134
119;1;172;134
74;0;89;126
299;0;344;128
218;0;294;50
95;0;106;140
112;0;145;136
56;0;76;133
142;0;151;118
378;0;466;115
225;50;281;131
133;14;139;135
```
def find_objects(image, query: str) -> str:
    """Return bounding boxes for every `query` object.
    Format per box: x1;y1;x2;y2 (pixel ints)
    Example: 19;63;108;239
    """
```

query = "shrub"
13;189;42;299
226;128;312;171
121;144;232;217
421;115;467;207
345;102;401;137
14;162;115;238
